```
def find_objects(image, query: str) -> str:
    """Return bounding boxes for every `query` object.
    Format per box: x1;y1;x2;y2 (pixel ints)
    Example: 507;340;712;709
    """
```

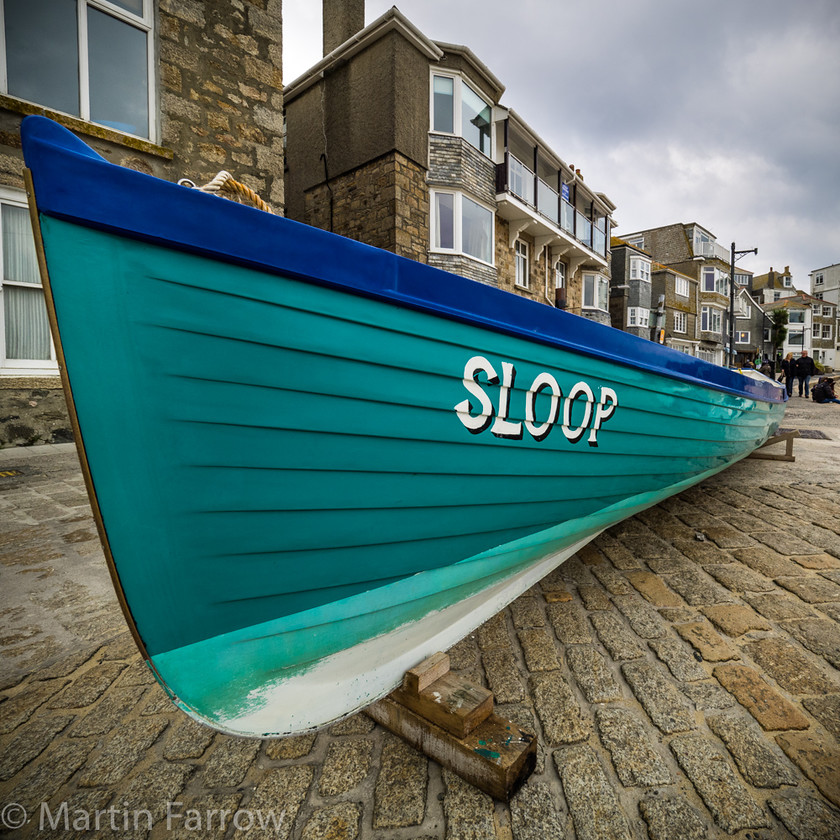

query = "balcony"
495;154;609;263
694;239;731;262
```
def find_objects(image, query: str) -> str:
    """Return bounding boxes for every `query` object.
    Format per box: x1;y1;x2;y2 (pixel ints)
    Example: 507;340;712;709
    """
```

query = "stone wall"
0;381;73;447
304;152;429;264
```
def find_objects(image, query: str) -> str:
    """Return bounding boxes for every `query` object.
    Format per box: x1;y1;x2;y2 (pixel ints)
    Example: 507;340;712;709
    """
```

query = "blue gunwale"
21;115;784;407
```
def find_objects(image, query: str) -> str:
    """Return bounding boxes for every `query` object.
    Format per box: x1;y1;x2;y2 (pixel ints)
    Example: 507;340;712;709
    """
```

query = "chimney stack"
323;0;365;56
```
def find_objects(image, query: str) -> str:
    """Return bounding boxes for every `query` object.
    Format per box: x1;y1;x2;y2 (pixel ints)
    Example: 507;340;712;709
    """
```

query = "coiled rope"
178;171;273;214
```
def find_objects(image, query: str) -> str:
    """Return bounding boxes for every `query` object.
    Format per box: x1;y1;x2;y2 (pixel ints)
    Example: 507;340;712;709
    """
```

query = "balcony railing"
496;156;608;257
694;240;731;262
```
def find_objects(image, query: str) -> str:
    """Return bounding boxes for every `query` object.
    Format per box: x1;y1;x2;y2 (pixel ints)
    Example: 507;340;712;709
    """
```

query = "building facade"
751;266;797;305
733;288;774;367
651;264;699;357
0;0;284;446
763;293;835;365
618;223;732;365
609;239;653;339
284;4;615;325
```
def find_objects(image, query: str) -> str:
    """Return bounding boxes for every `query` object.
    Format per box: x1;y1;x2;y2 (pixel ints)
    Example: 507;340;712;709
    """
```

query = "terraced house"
283;2;616;323
619;223;734;365
0;0;284;446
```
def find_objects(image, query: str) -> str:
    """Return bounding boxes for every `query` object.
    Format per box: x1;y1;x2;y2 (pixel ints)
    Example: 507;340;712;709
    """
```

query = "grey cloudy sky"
283;0;840;287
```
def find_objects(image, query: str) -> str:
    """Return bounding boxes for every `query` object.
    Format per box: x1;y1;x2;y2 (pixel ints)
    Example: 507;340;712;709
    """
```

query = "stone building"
751;266;797;305
609;238;653;340
763;293;834;364
651;264;700;357
732;287;773;367
619;223;734;365
0;0;284;446
284;3;615;324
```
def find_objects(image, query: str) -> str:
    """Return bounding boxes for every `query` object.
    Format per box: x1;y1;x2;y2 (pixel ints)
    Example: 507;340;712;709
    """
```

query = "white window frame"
430;189;494;267
582;272;609;312
1;0;156;141
736;331;750;345
430;71;493;158
823;305;833;316
813;324;821;340
675;275;689;297
514;239;529;289
0;187;59;376
554;260;566;290
673;311;687;333
783;276;792;287
629;258;651;282
823;324;833;341
627;307;650;328
701;305;723;334
815;273;824;286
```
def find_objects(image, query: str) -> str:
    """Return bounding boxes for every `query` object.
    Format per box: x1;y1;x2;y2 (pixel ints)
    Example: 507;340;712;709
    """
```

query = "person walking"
793;350;818;398
780;352;795;396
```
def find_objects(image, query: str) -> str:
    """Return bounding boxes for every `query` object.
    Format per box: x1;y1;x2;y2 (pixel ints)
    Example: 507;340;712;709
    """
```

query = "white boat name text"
454;356;618;447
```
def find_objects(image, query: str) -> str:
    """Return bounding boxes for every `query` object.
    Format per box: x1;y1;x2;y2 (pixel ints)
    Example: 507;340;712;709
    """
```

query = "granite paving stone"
161;715;215;760
699;603;772;637
703;563;776;594
588;611;646;660
441;768;496;840
673;620;738;662
566;646;621;703
673;538;733;567
516;627;561;672
77;716;169;787
245;764;314;840
509;595;544;629
663;568;735;604
647;634;708;681
768;794;840;840
782;617;840;669
0;677;69;734
530;671;590;745
318;738;373;796
300;803;361;840
589;563;633;594
0;713;74;781
741;636;840;695
792;553;840;570
706;711;799;787
754;531;822;556
509;779;565;840
594;706;672;787
624;570;684;607
801;694;840;742
732;545;809;577
476;612;512;651
577;583;611;611
45;660;127;709
620;660;695;734
713;663;810;731
610;593;668;640
744;591;817;621
199;735;260;788
775;731;840;808
669;732;770;833
593;534;642;569
546;601;592;644
553;745;632;840
638;794;710;840
682;680;737;711
68;685;147;738
482;648;526;701
776;575;840;604
372;736;427;829
264;731;317;759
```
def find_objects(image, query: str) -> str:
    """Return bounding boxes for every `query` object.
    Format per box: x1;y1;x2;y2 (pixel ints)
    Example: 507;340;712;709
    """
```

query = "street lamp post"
729;242;758;367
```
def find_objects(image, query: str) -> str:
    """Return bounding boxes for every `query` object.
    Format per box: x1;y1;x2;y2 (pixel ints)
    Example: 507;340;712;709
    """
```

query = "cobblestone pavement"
1;398;840;839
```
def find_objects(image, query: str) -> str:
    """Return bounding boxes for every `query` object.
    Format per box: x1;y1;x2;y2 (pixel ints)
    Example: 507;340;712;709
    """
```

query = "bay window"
627;308;650;328
431;73;492;156
675;276;689;297
630;258;650;282
2;0;154;139
0;190;57;374
701;306;722;334
431;190;494;265
582;273;609;312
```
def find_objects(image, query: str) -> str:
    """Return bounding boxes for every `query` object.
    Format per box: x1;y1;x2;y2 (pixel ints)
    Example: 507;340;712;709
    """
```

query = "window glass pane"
434;193;454;249
583;276;594;308
88;7;149;137
4;0;79;116
433;76;454;134
107;0;145;14
4;286;51;360
461;84;491;155
3;205;40;285
461;197;492;263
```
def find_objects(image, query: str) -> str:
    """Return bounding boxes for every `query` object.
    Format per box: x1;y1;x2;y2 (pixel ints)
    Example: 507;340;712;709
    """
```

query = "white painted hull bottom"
177;531;599;737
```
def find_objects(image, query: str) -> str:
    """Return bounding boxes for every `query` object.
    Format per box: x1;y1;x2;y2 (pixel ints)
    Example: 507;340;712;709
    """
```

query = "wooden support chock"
748;429;800;462
366;652;537;800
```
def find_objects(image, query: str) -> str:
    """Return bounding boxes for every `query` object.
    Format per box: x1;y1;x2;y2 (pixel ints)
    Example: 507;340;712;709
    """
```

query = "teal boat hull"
22;117;786;735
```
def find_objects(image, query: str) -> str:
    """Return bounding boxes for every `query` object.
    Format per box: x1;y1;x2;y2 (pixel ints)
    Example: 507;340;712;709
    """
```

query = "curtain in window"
3;205;51;360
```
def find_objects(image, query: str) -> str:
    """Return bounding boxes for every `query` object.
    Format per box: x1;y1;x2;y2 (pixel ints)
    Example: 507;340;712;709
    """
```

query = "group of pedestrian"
778;350;839;404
